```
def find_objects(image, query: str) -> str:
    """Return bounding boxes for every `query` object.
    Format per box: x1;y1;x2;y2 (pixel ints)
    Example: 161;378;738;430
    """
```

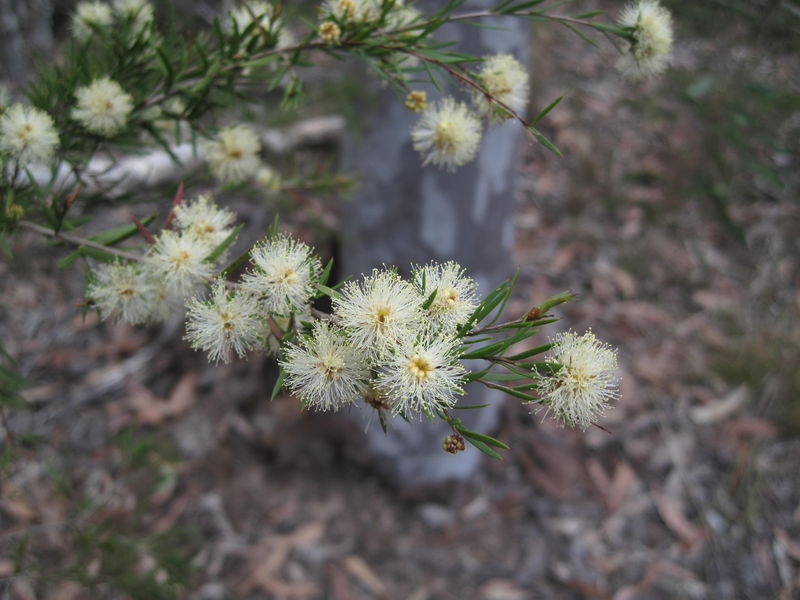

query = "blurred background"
1;0;799;598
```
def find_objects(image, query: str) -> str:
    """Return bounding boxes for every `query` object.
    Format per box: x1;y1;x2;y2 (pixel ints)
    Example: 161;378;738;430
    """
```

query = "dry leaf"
343;555;386;596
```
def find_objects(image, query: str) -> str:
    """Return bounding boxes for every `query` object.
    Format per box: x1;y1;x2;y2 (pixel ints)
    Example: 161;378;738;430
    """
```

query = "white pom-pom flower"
173;194;237;247
333;269;424;358
532;330;620;429
240;234;322;315
202;124;261;184
472;54;530;121
89;261;157;325
185;279;264;363
229;1;295;48
616;0;674;80
72;1;114;40
411;97;482;171
281;321;369;412
145;230;216;300
113;0;155;31
376;334;466;417
413;261;478;332
0;104;59;166
320;0;378;23
72;77;134;137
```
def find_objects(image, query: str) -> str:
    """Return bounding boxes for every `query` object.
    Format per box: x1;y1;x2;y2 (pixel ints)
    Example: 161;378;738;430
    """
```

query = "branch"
17;220;141;262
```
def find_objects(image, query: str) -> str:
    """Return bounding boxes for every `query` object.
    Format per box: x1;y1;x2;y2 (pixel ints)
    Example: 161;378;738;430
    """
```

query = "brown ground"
2;2;799;599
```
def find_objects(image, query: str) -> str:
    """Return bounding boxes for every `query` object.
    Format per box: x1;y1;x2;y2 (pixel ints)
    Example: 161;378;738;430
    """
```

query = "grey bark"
341;13;529;484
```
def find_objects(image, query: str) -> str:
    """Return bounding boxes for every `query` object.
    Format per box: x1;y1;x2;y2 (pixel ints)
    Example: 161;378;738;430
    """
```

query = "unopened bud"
404;90;427;113
319;21;341;44
442;434;465;454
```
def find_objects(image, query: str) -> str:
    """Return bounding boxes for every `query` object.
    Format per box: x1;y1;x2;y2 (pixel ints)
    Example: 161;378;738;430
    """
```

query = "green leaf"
90;215;156;246
421;288;438;310
495;0;547;14
204;224;243;264
270;368;287;401
480;371;524;382
484;383;538;402
487;269;518;326
464;367;491;382
463;436;503;460
317;258;334;287
573;10;605;19
455;425;509;449
533;95;563;124
453;403;490;410
507;343;554;361
220;245;253;277
530;128;562;156
459;323;534;359
58;246;120;269
316;284;342;300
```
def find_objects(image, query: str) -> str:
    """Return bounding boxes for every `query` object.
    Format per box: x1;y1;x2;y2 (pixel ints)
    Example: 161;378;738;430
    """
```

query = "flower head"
145;230;216;299
376;334;466;417
240;234;322;315
472;54;530;121
616;0;674;80
0;104;59;166
319;20;341;44
281;321;369;411
532;330;619;429
333;269;424;358
256;164;281;191
72;1;113;40
113;0;154;30
321;0;378;23
229;2;295;48
185;279;264;363
88;261;157;324
411;97;482;171
404;90;427;113
202;124;261;184
413;261;478;332
173;194;237;247
72;77;134;137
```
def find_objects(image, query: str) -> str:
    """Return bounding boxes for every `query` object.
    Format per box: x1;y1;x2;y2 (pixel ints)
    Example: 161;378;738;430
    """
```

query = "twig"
0;405;14;448
17;220;141;262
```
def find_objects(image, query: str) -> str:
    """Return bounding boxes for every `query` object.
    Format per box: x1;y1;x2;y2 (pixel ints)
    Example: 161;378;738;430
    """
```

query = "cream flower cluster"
240;234;322;315
89;195;236;325
72;77;134;137
228;1;296;49
201;124;262;185
72;0;155;41
182;234;324;363
616;0;674;80
411;53;530;171
320;0;380;24
185;279;265;363
472;54;530;122
282;263;477;416
531;330;620;429
0;104;59;166
317;0;421;44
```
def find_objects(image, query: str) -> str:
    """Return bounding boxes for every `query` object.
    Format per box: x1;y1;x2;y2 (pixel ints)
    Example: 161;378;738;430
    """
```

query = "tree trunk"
0;0;54;83
340;10;529;485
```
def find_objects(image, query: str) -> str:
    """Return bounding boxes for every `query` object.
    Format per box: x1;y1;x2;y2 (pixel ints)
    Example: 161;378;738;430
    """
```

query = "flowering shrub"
0;0;676;457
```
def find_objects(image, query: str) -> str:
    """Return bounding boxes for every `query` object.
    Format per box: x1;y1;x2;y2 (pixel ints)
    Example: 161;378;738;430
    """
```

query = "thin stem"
17;220;141;262
400;48;542;140
0;405;14;448
467;318;523;336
